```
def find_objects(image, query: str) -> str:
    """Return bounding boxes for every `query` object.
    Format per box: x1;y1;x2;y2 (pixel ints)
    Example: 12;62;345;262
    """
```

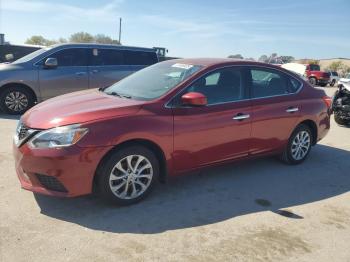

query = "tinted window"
90;48;123;66
49;48;87;67
309;64;320;71
187;68;244;105
250;68;290;98
124;51;158;65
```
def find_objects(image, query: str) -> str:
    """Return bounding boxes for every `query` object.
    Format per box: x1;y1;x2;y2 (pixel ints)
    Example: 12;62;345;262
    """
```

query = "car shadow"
0;113;20;120
34;144;350;234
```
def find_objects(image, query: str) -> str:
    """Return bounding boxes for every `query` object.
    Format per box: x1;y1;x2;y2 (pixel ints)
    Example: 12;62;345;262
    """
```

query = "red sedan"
13;59;331;205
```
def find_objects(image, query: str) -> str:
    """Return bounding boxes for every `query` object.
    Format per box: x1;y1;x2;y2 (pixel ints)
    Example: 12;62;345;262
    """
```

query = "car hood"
23;89;144;129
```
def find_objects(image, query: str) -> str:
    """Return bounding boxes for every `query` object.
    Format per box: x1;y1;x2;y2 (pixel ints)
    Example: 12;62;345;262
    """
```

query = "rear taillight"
322;96;332;108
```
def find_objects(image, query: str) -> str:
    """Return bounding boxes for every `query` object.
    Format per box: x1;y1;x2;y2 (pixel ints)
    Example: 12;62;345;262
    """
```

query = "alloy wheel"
5;91;28;112
291;130;311;160
109;155;153;200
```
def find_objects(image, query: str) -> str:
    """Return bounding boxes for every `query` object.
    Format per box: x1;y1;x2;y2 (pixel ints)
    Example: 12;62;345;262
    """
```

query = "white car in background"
281;63;308;81
327;71;340;87
338;73;350;89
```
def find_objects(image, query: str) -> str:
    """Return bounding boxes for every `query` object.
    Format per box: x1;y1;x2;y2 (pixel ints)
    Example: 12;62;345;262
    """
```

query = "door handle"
286;107;299;113
75;72;87;76
233;113;250;121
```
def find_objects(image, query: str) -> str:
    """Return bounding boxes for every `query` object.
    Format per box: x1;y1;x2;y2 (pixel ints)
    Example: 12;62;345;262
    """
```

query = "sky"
0;0;349;59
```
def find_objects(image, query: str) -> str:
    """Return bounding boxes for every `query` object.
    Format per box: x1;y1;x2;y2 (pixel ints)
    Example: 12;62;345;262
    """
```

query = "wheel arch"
94;138;168;187
298;119;318;145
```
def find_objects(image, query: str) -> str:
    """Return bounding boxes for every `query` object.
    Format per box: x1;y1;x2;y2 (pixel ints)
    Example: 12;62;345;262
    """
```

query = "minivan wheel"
280;124;312;165
0;86;34;114
96;146;159;205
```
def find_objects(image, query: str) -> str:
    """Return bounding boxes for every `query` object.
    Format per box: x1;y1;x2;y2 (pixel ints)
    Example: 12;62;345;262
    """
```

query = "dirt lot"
0;87;349;262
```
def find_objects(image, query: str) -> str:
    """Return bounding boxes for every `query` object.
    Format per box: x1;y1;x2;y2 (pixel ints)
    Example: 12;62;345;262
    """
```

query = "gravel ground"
0;87;349;262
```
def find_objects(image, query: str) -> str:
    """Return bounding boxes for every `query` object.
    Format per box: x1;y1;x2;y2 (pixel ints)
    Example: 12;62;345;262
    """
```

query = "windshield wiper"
106;91;132;99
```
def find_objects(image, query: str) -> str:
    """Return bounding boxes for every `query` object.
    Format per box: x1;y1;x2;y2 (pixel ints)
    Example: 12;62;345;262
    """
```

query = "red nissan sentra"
13;59;331;205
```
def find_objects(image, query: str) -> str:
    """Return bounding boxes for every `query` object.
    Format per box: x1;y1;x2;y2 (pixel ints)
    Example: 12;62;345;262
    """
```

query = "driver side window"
186;67;244;105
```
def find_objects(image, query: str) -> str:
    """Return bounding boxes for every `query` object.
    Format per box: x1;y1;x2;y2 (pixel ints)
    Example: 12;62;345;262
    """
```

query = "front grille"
35;174;68;193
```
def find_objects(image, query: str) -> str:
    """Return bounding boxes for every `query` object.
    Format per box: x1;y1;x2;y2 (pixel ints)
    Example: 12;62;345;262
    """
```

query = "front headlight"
28;124;88;149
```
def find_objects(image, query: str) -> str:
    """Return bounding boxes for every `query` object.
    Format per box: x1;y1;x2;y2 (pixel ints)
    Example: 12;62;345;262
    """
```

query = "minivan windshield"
104;61;203;100
12;47;51;64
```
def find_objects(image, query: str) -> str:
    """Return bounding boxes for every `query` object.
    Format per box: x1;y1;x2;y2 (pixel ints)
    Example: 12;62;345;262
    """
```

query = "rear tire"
0;86;35;114
96;145;159;205
280;124;313;165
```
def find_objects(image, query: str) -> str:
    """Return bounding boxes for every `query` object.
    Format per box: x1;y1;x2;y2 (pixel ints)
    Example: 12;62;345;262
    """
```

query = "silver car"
0;43;158;114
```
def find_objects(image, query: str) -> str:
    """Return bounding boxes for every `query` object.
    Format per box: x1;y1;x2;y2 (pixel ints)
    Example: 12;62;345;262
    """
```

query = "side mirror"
44;57;58;69
181;92;207;106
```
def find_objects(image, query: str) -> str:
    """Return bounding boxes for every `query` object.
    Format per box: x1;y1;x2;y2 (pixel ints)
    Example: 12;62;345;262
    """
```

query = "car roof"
50;43;156;52
167;58;286;70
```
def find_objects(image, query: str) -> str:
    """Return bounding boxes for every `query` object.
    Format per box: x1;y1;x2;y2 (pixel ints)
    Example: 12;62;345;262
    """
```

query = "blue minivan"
0;43;158;114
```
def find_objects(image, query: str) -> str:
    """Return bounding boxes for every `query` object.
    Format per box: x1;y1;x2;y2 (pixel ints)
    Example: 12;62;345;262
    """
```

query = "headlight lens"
29;124;88;149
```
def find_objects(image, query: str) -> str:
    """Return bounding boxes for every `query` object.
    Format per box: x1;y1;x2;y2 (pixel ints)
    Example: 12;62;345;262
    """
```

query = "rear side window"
49;48;88;67
90;49;123;66
250;68;292;98
124;51;158;65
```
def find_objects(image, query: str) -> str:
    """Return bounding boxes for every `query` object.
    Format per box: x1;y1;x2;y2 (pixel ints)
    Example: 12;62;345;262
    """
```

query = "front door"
172;67;252;172
38;48;89;100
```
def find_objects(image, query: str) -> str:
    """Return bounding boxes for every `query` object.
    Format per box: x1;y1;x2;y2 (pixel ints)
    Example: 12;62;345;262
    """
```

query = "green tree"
69;32;94;43
94;34;120;45
328;61;344;72
258;55;268;62
280;56;295;63
25;35;55;46
228;54;243;59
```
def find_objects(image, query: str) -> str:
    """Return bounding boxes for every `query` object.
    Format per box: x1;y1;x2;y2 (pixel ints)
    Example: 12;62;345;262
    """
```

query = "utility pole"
118;17;122;44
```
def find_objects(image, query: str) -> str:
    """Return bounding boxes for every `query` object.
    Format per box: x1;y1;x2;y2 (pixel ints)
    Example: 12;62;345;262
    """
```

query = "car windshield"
12;47;51;64
346;73;350;79
332;71;338;76
104;61;203;100
309;64;320;71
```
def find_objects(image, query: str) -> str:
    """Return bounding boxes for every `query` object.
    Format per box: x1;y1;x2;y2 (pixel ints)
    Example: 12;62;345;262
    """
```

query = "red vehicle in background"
305;64;330;87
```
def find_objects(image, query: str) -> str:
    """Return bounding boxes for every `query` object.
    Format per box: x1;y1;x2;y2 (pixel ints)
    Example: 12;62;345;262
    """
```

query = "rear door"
38;48;89;99
248;67;303;154
172;67;252;172
88;48;158;89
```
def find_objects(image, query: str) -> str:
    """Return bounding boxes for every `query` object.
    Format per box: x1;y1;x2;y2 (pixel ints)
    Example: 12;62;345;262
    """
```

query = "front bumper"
13;142;112;197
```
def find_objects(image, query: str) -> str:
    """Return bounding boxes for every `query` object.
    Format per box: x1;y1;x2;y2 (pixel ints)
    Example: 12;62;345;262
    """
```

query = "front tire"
280;124;312;165
309;77;317;86
96;146;159;205
0;86;35;114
